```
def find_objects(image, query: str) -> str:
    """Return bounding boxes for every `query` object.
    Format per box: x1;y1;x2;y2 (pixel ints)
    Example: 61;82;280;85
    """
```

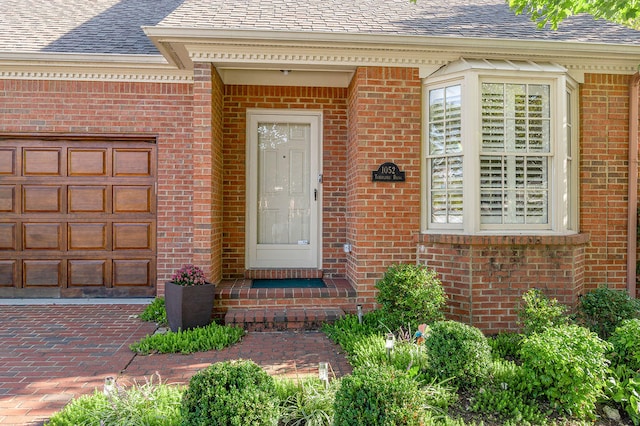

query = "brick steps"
225;307;345;331
214;277;357;331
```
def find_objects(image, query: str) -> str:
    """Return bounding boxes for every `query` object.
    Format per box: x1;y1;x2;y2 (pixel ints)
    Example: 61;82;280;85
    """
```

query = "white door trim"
245;109;323;269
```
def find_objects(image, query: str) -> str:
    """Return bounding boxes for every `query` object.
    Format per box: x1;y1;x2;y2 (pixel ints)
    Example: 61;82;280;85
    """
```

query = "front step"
225;307;345;331
215;277;357;331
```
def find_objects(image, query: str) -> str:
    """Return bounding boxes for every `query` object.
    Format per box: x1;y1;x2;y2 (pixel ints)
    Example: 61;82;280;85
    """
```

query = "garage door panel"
113;149;152;176
0;138;156;297
114;186;152;213
68;260;106;286
68;149;107;176
0;186;15;212
0;260;17;286
23;148;62;176
23;185;62;213
113;259;150;286
23;260;62;287
68;223;107;250
23;223;62;250
68;186;107;213
0;149;16;175
113;223;151;250
0;223;17;250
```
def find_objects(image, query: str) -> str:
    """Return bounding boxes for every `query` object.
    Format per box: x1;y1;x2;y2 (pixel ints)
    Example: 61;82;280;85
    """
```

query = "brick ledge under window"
415;233;590;246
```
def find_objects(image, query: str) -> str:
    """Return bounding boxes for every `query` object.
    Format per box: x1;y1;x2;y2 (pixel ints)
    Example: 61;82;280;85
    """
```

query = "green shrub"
424;320;492;388
609;318;640;371
45;374;183;426
470;359;546;425
276;377;339;426
333;365;432;426
181;360;279;426
139;297;168;326
605;366;640;426
375;263;446;331
130;322;244;354
517;288;569;335
488;332;523;361
520;324;611;419
577;287;640;339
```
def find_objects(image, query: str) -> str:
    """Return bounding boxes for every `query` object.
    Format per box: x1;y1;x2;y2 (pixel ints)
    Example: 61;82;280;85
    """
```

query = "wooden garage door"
0;137;156;297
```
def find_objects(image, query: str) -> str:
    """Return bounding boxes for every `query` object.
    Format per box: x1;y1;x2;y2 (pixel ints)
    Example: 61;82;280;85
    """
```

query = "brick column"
346;67;422;308
192;62;224;283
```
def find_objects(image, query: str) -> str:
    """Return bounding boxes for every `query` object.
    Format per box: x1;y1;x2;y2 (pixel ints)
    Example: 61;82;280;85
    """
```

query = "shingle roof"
1;0;638;56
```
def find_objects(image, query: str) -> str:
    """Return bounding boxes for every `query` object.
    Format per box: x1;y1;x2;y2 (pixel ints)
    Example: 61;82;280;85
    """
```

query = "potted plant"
165;264;215;332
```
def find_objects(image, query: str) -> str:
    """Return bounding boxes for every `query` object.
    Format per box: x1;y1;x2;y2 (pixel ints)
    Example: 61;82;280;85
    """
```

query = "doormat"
251;278;326;289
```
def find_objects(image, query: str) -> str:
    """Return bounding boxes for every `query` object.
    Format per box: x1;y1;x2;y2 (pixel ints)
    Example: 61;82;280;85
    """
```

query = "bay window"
422;59;578;234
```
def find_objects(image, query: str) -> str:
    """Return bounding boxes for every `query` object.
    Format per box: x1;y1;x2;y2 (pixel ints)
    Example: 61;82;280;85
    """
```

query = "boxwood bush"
375;263;446;331
181;360;279;426
333;365;431;426
424;320;492;388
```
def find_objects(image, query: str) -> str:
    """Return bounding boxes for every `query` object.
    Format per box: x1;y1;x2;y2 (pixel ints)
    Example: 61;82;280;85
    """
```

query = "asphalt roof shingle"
1;0;638;56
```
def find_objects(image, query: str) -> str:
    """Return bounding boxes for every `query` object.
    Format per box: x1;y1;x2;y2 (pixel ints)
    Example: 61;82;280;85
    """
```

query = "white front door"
246;110;322;268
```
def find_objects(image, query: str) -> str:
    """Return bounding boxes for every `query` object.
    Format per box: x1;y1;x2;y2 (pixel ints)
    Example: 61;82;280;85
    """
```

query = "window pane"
431;157;446;189
480;82;551;226
431;191;447;223
430;122;445;155
428;84;463;226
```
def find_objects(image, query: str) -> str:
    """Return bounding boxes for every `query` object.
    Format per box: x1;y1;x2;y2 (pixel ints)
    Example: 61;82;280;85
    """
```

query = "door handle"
314;189;317;201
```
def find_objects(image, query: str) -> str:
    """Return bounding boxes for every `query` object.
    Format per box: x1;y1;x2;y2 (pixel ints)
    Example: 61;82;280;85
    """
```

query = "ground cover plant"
139;297;168;326
130;321;245;354
47;266;640;425
45;374;183;426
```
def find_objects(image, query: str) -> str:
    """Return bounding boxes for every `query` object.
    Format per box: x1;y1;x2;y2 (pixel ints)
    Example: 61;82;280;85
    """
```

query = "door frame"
245;109;323;269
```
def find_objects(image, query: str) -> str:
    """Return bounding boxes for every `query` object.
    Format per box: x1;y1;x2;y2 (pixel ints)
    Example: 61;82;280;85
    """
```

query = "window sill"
416;232;590;246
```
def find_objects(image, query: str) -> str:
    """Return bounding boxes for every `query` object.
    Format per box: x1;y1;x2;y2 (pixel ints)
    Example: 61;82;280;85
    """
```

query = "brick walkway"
0;303;352;426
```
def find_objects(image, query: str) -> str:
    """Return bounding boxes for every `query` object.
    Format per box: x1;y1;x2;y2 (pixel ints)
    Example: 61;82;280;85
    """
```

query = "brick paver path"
0;304;351;426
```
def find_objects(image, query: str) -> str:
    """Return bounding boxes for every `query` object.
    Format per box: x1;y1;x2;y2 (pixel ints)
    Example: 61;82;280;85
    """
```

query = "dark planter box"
165;281;215;332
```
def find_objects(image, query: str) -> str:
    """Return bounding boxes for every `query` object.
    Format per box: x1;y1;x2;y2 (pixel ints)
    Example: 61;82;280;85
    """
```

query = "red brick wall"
0;78;194;285
416;234;589;333
346;67;423;308
222;85;349;279
581;73;633;292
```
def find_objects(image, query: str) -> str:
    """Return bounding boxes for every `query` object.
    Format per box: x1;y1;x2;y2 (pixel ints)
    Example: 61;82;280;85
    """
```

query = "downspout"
627;72;640;299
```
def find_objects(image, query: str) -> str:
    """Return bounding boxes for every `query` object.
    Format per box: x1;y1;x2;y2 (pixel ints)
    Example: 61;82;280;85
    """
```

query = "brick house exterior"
1;0;639;332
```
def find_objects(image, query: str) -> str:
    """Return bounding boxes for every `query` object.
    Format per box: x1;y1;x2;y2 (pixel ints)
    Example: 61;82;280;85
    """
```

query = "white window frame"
421;60;579;235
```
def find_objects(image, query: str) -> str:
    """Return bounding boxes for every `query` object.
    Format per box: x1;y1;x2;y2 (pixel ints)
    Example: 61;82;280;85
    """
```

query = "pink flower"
170;264;207;286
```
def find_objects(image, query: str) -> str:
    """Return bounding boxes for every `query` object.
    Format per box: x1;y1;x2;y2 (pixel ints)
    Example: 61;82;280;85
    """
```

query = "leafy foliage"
139;297;168;326
275;377;339;426
130;322;244;355
576;287;640;339
375;263;446;331
520;324;611;419
45;374;183;426
181;360;279;426
424;320;492;388
606;366;640;425
507;0;640;29
471;359;547;425
333;365;432;426
321;310;385;354
517;288;569;335
609;318;640;371
488;332;523;361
